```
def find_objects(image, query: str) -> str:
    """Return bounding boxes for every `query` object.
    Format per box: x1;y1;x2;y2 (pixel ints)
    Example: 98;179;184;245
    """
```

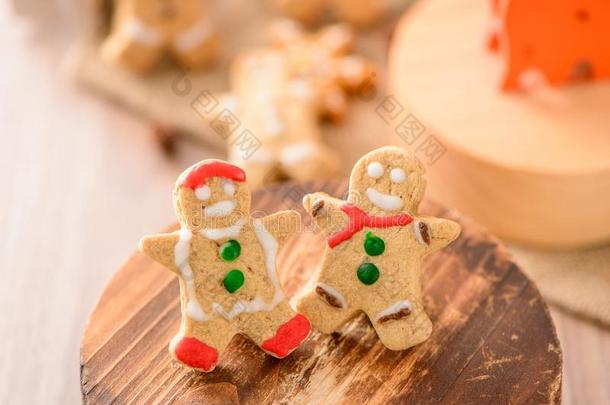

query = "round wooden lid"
389;0;610;174
80;180;561;404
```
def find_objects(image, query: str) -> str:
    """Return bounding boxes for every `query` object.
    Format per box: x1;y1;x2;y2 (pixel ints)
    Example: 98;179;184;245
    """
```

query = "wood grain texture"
388;0;610;248
5;3;607;404
80;180;562;404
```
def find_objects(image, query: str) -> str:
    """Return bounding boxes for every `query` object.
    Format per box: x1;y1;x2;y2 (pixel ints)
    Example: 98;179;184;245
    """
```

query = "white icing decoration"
317;283;347;309
195;185;211;201
203;200;235;217
262;104;283;137
175;228;210;322
223;181;235;197
367;162;384;179
322;26;351;50
413;220;428;246
121;18;163;46
200;218;246;240
341;56;365;84
289;79;314;101
252;219;284;307
366;187;404;211
207;219;284;322
174;19;214;52
280;142;316;166
390;168;407;184
375;300;413;322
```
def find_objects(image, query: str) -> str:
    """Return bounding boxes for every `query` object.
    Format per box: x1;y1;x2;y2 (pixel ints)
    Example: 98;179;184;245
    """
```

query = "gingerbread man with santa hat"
139;159;311;371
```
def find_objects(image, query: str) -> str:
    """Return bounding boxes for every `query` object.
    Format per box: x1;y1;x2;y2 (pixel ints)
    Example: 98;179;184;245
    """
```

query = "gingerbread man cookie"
295;146;461;350
139;160;311;371
271;0;387;27
226;20;375;187
101;0;217;72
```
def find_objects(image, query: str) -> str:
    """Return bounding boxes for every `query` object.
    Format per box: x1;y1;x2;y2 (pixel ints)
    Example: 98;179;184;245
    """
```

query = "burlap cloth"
508;244;610;325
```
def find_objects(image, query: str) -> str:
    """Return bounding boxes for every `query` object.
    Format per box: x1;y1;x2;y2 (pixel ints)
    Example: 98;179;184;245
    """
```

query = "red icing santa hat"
181;160;246;190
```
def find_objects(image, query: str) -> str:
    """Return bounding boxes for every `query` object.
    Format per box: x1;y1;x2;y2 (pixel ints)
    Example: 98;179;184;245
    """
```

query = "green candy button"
357;263;380;285
219;239;241;261
223;269;245;293
364;231;385;256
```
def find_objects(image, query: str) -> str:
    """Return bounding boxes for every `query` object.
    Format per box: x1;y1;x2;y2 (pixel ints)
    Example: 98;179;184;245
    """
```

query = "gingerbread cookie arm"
259;210;301;247
302;192;349;236
334;56;375;92
413;217;461;255
139;232;180;273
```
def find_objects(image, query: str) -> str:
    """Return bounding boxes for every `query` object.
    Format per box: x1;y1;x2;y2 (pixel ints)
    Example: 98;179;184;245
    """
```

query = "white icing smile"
366;187;404;211
203;200;235;217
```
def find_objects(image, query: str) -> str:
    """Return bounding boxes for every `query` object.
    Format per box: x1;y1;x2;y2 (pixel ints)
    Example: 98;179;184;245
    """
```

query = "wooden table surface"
1;2;609;404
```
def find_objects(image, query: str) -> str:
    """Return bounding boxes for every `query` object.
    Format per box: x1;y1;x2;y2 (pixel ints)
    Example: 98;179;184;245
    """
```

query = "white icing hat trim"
367;162;384;178
366;187;404;211
390;168;407;184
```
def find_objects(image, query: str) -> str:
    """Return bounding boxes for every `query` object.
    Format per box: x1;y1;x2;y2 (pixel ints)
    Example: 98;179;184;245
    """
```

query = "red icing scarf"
327;203;413;248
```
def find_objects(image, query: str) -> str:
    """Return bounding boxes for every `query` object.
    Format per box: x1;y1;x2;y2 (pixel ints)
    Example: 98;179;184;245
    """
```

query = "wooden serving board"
67;0;403;153
80;180;562;404
388;0;610;248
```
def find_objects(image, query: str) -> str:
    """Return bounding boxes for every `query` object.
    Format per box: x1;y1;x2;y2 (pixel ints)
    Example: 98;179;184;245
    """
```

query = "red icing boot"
261;314;311;358
174;336;219;371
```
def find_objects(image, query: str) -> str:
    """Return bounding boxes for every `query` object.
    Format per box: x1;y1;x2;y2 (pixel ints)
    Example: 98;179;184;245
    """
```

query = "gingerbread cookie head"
348;146;426;216
270;20;355;81
174;160;251;231
268;19;375;120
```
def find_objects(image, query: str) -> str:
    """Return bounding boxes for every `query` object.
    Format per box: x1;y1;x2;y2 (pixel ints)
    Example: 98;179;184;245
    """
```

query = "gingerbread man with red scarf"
295;146;461;350
139;160;311;372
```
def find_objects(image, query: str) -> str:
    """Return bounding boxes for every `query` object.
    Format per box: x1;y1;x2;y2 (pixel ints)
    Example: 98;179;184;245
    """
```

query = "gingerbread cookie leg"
364;296;432;351
171;19;217;69
296;283;357;334
101;19;166;72
170;315;236;372
238;301;311;358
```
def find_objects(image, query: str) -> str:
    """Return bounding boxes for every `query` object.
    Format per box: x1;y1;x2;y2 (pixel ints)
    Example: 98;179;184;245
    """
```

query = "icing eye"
367;162;384;179
390;168;407;184
223;181;235;197
195;185;211;201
